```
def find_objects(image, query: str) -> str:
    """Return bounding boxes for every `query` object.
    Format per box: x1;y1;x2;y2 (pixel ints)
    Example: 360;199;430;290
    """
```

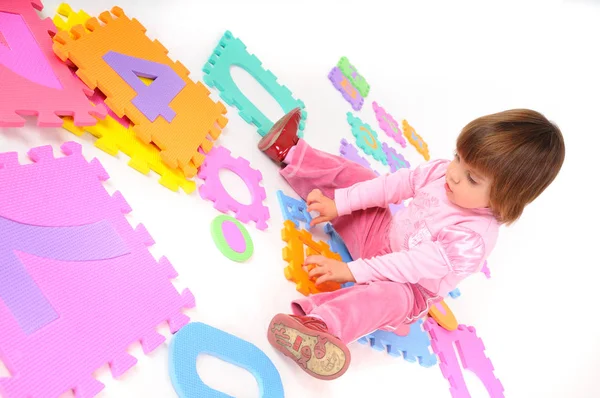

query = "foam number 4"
402;119;430;161
169;322;284;398
103;51;185;122
0;216;128;335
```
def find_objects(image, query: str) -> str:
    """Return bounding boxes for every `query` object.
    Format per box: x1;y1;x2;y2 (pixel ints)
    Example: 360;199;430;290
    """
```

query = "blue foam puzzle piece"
324;223;352;263
358;319;437;367
448;288;461;299
169;322;284;398
276;190;312;229
203;30;307;137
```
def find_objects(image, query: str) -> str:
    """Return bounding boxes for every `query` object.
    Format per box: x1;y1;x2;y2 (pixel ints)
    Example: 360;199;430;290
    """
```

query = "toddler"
259;107;564;380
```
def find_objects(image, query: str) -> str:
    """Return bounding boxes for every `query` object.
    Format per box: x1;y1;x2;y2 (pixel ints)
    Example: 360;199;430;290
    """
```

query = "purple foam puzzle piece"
382;142;410;172
0;142;195;398
102;51;186;123
339;138;372;169
424;319;504;398
328;66;364;111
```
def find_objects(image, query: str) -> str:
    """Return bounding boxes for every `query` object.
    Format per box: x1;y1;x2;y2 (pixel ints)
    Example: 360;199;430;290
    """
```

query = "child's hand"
307;189;338;227
305;255;356;285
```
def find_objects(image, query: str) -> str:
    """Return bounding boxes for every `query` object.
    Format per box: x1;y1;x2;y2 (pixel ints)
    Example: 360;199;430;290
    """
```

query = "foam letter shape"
169;322;284;398
103;51;185;122
424;319;504;398
52;7;228;177
329;67;364;111
203;30;306;137
337;56;370;97
276;190;312;230
0;216;128;335
346;113;388;165
382;142;410;172
403;119;430;161
0;0;103;127
372;102;407;147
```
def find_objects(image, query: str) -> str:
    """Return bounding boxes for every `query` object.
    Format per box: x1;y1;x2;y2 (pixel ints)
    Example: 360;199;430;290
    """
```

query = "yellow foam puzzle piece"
55;3;195;194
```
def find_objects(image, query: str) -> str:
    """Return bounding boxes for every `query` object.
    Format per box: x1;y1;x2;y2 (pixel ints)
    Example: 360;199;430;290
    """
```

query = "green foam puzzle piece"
346;112;388;165
203;30;307;137
337;56;370;97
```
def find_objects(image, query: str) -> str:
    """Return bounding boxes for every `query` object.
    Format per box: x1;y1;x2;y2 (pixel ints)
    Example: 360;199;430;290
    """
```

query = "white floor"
1;0;599;397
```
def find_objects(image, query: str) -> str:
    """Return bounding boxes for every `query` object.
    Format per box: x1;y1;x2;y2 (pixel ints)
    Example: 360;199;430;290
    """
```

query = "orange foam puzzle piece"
52;6;228;178
428;299;458;331
403;119;430;161
281;220;342;296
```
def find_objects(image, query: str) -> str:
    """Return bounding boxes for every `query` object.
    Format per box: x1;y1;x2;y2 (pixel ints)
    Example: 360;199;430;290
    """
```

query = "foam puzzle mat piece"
382;142;410;172
52;6;228;177
372;101;407;148
210;215;254;262
52;2;91;32
276;190;312;230
169;322;284;398
198;146;270;230
403;119;430;161
0;142;195;398
329;66;364;111
481;261;491;278
339;138;372;169
324;223;353;263
428;300;459;331
346;112;388;165
0;0;105;127
337;56;370;97
424;319;504;398
203;30;306;137
281;220;342;296
448;288;461;299
358;319;438;367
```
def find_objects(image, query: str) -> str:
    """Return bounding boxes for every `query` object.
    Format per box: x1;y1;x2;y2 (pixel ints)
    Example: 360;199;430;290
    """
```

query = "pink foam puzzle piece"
0;0;105;127
481;261;491;278
424;318;504;398
372;101;407;148
0;142;195;398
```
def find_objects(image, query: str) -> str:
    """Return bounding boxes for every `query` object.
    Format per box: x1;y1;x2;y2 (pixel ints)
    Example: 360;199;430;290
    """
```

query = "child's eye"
467;173;477;184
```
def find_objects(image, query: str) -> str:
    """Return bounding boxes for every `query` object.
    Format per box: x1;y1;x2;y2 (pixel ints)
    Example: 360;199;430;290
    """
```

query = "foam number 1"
103;51;186;122
402;119;430;161
0;216;128;335
169;322;284;398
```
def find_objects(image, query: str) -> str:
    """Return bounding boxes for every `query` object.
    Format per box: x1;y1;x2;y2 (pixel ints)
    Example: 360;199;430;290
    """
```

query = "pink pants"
280;139;417;344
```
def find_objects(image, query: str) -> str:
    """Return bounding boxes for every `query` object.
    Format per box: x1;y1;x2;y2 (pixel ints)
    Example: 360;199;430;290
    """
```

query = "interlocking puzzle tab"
339;138;373;170
358;319;438;367
424;319;504;398
203;30;307;137
281;220;342;296
0;0;104;127
54;6;195;194
346;112;388;165
277;190;312;230
52;6;228;178
0;142;195;398
403;119;430;161
372;101;407;147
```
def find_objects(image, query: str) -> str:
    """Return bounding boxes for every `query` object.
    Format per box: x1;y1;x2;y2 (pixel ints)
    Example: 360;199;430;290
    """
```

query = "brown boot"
257;108;302;165
267;313;351;380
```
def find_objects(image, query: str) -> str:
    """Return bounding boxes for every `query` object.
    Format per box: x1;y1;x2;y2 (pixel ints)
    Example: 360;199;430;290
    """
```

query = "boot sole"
267;314;351;380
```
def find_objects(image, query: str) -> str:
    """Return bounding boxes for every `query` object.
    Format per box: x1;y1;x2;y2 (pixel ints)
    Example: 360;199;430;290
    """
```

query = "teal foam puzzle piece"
346;112;388;165
203;31;307;137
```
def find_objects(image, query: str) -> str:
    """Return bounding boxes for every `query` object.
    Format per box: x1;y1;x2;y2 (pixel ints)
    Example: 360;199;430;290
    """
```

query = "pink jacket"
334;159;499;298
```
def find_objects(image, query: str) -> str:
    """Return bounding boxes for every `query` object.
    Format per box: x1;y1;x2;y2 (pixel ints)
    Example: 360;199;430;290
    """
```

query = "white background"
1;0;599;397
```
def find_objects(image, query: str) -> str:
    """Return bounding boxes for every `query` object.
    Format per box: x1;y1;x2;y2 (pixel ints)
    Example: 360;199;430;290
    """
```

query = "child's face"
445;152;491;209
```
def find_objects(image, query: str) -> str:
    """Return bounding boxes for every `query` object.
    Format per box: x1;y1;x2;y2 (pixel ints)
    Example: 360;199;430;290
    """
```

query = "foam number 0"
169;322;284;398
103;51;186;122
0;216;128;335
346;112;388;165
402;119;430;161
203;30;306;137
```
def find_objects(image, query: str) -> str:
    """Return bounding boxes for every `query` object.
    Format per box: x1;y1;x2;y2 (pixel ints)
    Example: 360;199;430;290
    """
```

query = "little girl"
259;107;564;380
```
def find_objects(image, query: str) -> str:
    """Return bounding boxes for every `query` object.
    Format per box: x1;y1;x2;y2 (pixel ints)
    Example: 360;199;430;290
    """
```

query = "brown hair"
457;109;565;225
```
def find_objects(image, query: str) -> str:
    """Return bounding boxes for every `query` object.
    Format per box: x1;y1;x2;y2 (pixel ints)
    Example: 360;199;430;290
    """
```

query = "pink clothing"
280;139;499;344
